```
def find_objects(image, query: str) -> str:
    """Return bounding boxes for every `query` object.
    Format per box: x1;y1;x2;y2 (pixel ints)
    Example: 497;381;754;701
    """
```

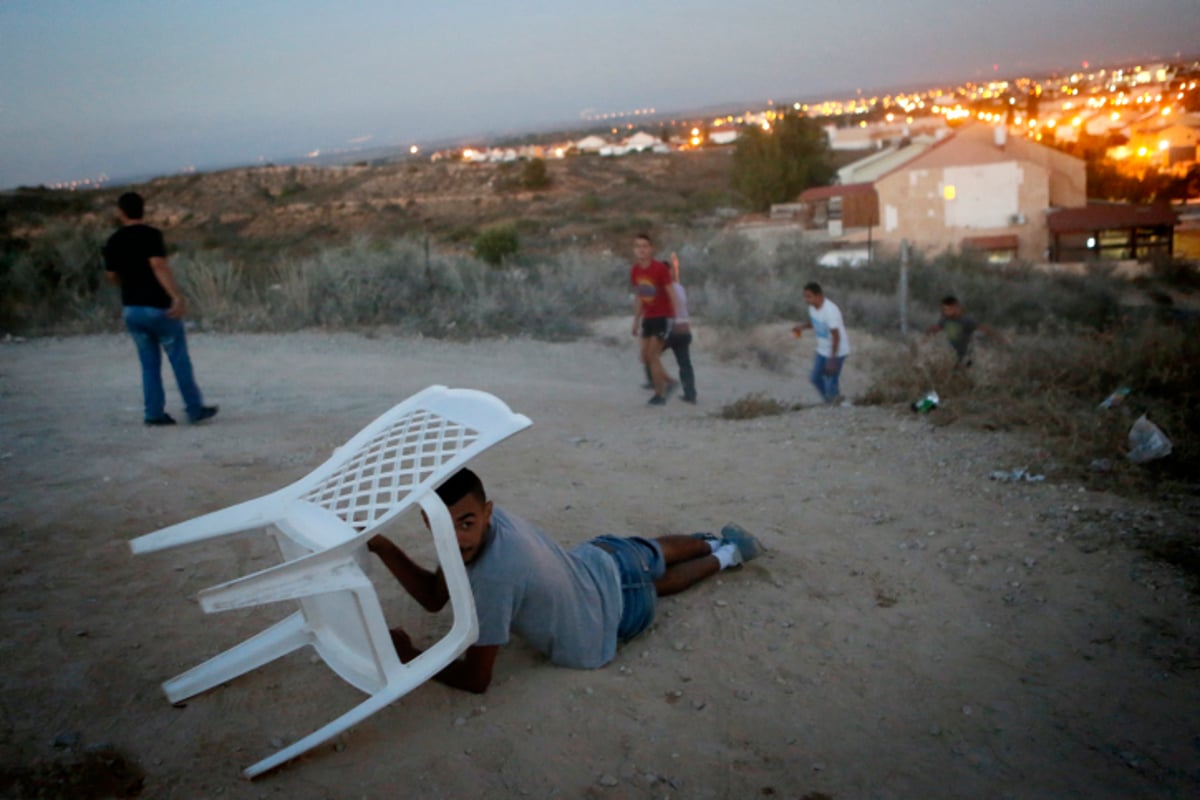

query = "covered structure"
1046;204;1179;262
961;234;1020;263
797;182;879;235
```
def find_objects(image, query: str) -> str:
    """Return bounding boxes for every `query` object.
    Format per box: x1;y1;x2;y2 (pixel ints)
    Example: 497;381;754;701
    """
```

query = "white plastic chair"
130;385;531;778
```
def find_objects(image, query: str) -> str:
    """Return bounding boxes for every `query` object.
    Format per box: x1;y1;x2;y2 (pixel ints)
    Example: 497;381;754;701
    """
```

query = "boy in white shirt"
792;282;850;403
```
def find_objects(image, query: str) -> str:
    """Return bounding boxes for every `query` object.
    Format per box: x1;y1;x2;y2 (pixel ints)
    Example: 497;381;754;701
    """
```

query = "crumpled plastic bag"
1127;414;1172;463
989;467;1045;483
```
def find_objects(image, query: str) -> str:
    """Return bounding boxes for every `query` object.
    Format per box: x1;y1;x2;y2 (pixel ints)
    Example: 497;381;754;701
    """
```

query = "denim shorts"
590;534;666;642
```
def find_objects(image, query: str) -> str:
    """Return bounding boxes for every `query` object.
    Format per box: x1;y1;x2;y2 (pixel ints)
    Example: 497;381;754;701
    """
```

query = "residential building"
710;129;740;145
836;135;940;185
823;117;949;151
1046;204;1179;261
574;135;609;154
872;123;1087;261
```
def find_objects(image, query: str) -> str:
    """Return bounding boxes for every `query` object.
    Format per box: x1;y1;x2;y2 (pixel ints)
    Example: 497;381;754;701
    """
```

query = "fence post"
899;239;910;336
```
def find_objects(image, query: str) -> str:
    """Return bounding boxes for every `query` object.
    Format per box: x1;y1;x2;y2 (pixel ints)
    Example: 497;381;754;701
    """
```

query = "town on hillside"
423;58;1200;268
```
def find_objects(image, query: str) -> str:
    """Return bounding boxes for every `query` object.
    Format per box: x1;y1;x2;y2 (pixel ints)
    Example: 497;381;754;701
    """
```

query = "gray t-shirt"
938;314;979;358
467;505;623;669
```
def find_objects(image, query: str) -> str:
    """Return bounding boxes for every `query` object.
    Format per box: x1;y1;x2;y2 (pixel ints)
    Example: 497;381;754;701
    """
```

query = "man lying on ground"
367;467;763;693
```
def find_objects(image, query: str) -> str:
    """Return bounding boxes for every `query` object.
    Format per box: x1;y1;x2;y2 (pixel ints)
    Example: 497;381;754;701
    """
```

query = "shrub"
577;193;605;213
520;158;551;190
174;251;243;328
474;225;520;267
0;220;112;332
718;393;792;419
809;250;1124;336
247;239;627;339
1146;255;1200;290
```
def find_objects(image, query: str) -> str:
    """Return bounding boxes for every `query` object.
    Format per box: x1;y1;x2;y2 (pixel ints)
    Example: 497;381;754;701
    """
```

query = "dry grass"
862;321;1199;482
717;392;794;419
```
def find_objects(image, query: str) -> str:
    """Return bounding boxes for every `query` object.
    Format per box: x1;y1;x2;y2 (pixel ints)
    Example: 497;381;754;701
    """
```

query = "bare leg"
641;337;669;397
653;535;719;596
658;534;712;564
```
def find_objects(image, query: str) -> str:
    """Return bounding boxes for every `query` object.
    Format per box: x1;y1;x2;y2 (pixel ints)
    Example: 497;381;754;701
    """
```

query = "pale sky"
1;0;1196;188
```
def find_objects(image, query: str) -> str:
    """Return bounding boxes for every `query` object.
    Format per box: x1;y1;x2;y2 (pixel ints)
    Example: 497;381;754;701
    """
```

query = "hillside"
3;150;744;263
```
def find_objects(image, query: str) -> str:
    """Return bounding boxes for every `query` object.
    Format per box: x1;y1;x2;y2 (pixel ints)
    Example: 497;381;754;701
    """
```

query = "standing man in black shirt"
103;192;217;426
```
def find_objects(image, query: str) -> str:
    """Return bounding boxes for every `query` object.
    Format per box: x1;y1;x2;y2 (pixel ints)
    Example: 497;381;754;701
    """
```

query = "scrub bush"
473;225;520;266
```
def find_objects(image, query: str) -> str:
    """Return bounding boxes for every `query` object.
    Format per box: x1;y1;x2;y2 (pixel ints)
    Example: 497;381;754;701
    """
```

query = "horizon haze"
2;0;1198;190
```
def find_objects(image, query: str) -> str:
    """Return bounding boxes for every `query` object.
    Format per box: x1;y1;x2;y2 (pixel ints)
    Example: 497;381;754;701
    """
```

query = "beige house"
574;135;609;153
873;124;1086;261
1121;113;1200;171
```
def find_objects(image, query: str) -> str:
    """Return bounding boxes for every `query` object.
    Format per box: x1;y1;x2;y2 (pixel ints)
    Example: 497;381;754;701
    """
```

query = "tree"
731;114;834;212
519;158;551;190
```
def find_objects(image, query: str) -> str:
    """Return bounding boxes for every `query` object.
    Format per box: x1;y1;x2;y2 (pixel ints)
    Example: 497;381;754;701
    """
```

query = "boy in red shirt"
629;233;680;405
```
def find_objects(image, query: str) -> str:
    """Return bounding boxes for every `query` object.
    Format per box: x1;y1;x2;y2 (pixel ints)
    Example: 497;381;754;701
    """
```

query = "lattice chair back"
300;403;489;535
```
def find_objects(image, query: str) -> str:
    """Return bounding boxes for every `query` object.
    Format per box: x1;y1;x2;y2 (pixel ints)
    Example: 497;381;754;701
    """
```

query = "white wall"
942;162;1023;228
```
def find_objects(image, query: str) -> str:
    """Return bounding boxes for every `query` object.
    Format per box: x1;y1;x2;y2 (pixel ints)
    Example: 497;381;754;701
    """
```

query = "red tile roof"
1047;204;1179;233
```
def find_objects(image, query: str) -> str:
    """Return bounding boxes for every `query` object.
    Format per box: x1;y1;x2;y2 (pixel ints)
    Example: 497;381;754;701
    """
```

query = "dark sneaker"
188;405;219;424
720;524;764;565
144;414;177;426
647;395;666;406
682;395;697;404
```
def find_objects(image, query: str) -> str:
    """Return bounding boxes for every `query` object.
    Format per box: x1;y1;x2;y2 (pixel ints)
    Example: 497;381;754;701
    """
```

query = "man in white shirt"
792;282;850;403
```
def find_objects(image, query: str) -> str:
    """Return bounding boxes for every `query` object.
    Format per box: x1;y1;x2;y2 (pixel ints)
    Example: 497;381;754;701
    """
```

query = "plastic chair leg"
163;612;312;704
130;494;284;555
243;689;398;779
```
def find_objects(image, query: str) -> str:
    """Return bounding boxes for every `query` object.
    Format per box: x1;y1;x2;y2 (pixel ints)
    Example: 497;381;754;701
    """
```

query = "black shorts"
640;317;671;341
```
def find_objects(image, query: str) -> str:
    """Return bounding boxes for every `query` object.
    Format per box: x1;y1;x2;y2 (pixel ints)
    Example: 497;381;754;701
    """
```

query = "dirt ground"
2;325;1198;799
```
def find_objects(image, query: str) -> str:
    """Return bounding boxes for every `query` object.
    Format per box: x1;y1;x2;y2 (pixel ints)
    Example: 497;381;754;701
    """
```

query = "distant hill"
4;149;746;265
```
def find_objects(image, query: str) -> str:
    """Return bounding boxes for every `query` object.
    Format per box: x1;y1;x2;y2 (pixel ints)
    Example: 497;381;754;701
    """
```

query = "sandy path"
1;328;1197;799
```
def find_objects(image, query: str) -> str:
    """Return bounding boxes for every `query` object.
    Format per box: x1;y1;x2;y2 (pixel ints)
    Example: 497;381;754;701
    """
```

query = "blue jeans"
667;331;696;401
589;534;666;642
123;306;205;421
810;354;846;403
